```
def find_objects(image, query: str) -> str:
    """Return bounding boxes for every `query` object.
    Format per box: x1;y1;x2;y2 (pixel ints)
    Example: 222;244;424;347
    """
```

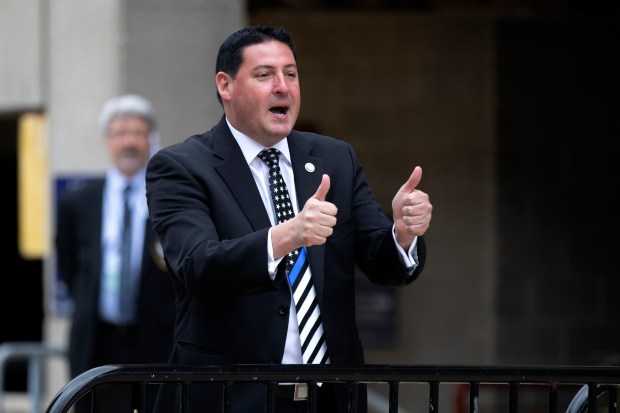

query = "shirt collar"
226;117;291;165
106;167;146;194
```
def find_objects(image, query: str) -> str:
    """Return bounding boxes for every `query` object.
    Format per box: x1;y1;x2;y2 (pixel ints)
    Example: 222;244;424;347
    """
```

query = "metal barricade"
0;342;66;413
44;364;620;413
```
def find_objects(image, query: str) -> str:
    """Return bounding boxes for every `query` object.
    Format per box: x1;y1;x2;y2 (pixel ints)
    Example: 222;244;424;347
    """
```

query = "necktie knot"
257;148;281;169
258;148;294;224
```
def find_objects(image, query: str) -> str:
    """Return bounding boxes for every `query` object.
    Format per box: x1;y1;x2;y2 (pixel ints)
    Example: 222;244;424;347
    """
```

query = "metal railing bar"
348;381;359;412
223;382;232;413
138;382;146;413
470;381;480;413
588;383;598;413
49;364;620;385
45;364;620;413
429;381;438;413
549;381;558;413
0;342;66;413
308;381;318;413
181;382;189;413
388;381;399;413
266;381;277;413
509;382;519;413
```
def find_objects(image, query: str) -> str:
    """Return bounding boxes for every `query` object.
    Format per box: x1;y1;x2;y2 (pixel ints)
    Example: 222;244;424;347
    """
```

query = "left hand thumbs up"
392;166;432;248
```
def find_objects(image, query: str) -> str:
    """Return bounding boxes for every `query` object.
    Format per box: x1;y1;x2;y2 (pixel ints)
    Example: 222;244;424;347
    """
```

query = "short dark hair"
215;25;297;104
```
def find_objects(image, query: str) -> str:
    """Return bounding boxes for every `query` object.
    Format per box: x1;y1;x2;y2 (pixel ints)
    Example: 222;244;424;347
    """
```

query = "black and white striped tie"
258;148;329;364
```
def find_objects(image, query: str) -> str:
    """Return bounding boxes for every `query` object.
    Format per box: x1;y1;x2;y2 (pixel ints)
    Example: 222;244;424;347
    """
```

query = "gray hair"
98;94;157;135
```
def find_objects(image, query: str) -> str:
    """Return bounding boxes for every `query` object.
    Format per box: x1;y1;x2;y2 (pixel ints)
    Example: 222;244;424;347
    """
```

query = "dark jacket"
145;116;426;412
56;178;175;378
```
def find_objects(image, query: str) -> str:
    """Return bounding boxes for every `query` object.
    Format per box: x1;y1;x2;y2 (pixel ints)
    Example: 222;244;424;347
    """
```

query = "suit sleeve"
145;148;276;298
344;142;426;286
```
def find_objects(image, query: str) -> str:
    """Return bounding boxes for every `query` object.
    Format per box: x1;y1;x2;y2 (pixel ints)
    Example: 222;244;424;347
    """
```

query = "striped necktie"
258;148;329;364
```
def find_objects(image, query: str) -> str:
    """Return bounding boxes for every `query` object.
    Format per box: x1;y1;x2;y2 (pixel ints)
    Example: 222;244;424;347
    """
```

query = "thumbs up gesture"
272;174;337;260
295;174;338;247
392;166;432;250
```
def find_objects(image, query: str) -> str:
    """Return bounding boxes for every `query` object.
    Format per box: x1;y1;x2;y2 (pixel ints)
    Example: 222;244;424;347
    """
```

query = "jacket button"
278;305;288;315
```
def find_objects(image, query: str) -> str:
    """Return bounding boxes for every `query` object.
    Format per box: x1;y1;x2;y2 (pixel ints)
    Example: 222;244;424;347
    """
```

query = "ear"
215;72;232;102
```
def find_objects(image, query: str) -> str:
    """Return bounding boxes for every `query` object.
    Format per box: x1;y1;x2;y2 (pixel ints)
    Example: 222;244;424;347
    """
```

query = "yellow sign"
18;113;49;259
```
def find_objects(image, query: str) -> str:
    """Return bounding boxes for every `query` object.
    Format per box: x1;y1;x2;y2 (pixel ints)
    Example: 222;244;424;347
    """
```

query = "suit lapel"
210;122;328;297
288;132;327;299
212;118;272;230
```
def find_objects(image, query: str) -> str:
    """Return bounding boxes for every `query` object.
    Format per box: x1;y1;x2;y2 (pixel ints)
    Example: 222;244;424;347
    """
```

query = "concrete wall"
49;0;246;175
0;0;43;111
48;0;124;174
13;0;245;404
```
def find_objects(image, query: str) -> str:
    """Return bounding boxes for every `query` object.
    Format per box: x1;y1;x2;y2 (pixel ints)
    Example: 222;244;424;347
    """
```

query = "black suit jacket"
145;116;426;412
55;178;176;378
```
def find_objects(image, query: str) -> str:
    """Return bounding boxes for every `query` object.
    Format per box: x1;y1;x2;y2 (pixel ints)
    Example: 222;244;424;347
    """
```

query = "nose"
273;73;290;94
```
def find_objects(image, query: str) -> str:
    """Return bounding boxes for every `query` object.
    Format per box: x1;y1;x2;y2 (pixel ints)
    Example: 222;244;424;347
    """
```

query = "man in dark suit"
145;25;433;412
55;94;175;413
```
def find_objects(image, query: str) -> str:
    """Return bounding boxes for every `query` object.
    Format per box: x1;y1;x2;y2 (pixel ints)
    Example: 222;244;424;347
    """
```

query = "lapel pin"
305;163;315;173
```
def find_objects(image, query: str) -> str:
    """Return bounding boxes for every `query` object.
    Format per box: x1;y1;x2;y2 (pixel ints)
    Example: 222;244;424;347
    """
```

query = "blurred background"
1;0;619;411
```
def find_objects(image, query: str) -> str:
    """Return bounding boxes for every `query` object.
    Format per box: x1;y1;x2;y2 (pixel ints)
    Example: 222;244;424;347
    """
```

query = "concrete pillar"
44;0;246;401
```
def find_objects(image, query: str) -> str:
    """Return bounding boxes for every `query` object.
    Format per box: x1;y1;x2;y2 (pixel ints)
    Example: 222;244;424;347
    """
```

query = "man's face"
218;40;300;146
106;115;151;177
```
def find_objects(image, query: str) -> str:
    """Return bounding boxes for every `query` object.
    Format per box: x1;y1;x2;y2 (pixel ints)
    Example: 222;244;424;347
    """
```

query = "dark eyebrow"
252;63;297;71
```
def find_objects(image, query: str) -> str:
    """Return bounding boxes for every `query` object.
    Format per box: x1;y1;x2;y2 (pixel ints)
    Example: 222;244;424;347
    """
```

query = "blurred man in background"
55;94;175;412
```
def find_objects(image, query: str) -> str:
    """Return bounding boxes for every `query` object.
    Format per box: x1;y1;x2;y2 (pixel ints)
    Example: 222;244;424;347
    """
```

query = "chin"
117;158;142;175
274;124;294;137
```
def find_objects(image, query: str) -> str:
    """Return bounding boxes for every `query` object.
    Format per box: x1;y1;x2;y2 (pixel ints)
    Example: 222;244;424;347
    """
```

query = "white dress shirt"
99;167;148;324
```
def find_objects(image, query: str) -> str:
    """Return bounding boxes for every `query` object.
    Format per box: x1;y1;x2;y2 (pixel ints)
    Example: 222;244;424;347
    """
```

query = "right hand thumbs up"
298;174;337;246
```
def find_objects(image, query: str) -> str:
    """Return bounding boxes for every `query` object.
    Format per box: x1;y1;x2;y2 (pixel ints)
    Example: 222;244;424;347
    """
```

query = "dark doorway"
0;114;44;391
495;18;620;365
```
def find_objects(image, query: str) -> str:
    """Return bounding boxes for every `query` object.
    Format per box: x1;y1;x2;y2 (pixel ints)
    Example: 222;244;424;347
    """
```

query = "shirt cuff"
392;224;419;274
267;228;283;279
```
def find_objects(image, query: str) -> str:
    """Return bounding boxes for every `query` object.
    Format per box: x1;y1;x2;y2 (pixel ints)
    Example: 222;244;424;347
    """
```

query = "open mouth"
270;106;288;116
